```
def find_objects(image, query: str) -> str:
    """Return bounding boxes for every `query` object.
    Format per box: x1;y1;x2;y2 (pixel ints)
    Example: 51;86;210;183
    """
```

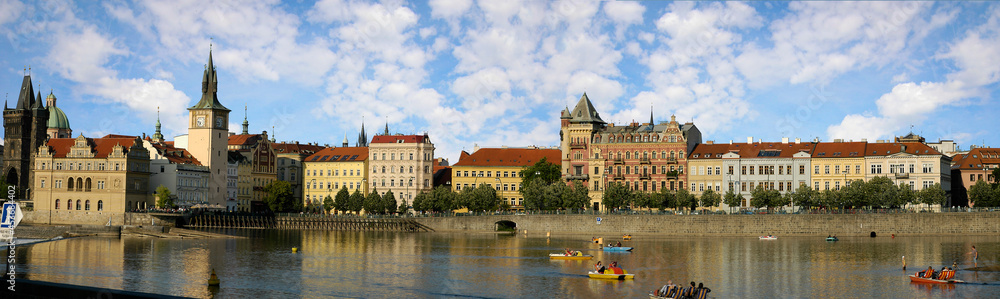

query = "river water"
10;229;1000;298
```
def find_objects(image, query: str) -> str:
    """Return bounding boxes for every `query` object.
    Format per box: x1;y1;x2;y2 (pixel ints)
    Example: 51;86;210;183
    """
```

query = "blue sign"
1;202;15;228
596;217;602;225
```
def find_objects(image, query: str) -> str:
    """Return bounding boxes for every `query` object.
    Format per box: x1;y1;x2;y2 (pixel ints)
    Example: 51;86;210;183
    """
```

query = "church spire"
242;105;249;134
152;106;164;142
649;105;654;126
356;117;368;147
190;47;230;111
383;117;389;136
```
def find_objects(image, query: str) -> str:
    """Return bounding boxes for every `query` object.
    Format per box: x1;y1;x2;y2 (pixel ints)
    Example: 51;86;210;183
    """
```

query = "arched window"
67;200;73;210
68;177;75;190
55;199;60;209
409;166;413;173
634;151;639;159
670;151;676;158
86;178;92;192
98;200;103;211
75;200;81;210
77;178;83;191
382;166;386;173
661;151;667;158
625;152;631;159
643;152;648;159
409;153;414;160
85;200;91;210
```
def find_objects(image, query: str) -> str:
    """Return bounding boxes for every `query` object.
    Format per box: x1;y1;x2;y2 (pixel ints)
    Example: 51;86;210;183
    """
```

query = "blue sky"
1;1;998;162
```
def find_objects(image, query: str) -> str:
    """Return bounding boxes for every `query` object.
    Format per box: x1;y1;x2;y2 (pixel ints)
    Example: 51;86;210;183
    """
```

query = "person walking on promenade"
968;245;979;268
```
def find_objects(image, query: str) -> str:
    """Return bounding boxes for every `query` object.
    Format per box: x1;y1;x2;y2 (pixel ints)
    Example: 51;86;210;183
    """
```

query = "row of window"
54;199;103;211
39;161;125;171
371;152;432;161
455;170;521;178
372;165;431;174
374;179;429;188
39;177;106;191
615;180;685;192
307;169;361;177
307;181;361;190
610;165;685;176
455;183;521;192
588;134;680;143
605;150;685;160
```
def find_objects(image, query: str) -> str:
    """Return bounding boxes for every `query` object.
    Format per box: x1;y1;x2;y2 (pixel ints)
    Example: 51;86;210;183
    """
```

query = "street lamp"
496;177;503;210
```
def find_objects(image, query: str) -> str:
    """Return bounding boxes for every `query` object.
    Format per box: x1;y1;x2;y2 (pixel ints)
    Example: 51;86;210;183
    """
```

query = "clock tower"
188;49;230;207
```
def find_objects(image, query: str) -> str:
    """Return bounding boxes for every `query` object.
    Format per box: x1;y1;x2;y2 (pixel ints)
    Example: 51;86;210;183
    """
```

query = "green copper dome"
47;105;71;129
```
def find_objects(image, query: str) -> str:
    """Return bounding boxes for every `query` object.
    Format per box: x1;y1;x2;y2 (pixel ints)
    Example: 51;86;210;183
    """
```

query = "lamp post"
406;176;414;215
496;177;503;210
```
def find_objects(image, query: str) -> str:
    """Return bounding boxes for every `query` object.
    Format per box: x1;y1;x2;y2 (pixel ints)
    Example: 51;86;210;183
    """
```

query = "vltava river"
11;229;1000;298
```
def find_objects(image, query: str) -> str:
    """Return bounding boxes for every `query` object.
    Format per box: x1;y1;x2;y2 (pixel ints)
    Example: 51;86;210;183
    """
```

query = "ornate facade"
4;74;49;201
368;133;435;205
303;146;369;212
559;93;702;211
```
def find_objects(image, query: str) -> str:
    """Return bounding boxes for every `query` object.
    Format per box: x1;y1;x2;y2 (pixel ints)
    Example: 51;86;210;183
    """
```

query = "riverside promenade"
414;212;1000;236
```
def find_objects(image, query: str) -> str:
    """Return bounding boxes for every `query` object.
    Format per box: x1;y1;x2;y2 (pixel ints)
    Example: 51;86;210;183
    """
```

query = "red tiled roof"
370;134;427;144
228;134;261;146
272;142;325;155
102;134;138;139
952;147;1000;170
864;142;941;157
689;142;814;159
812;142;867;158
453;148;561;167
150;142;202;165
304;147;369;162
44;137;141;158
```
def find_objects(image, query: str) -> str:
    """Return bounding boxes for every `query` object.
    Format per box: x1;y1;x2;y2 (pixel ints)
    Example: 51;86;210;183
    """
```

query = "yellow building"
451;147;561;209
303;146;369;212
687;143;729;197
810;142;867;191
33;135;153;221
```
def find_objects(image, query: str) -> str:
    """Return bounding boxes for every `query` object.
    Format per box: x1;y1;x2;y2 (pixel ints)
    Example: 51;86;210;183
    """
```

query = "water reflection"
12;231;1000;298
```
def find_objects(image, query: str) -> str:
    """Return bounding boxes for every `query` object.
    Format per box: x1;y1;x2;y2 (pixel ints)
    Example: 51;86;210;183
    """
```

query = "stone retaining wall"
20;210;159;226
414;212;1000;236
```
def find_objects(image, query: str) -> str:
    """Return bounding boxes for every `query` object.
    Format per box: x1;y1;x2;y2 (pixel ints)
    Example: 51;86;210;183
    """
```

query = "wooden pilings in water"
183;215;433;232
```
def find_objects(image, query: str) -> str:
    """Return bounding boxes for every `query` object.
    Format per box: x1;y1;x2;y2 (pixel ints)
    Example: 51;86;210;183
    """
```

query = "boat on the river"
623;234;632;240
826;237;839;242
909;269;962;284
549;253;593;260
603;245;633;251
759;235;777;240
588;270;634;280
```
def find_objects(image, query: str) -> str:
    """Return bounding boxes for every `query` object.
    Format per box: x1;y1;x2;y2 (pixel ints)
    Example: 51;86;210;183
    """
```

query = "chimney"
758;139;762;143
706;140;714;144
861;138;867;142
781;137;789;144
729;140;733;144
834;139;843;143
794;138;801;144
747;137;753;143
901;144;907;152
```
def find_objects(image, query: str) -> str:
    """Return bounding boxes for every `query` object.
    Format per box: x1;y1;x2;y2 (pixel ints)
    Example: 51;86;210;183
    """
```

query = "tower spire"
152;106;164;142
383;116;389;135
190;47;229;111
649;105;654;126
357;116;368;147
242;105;249;134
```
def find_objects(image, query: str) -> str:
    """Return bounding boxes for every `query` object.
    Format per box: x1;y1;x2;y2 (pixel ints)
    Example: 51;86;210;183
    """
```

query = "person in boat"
682;281;696;298
657;280;675;297
594;261;605;273
616;241;622;247
694;282;711;299
827;234;831;238
565;248;573;256
918;266;935;278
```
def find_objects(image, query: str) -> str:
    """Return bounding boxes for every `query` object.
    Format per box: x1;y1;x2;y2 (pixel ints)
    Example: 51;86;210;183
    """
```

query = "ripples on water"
12;230;1000;298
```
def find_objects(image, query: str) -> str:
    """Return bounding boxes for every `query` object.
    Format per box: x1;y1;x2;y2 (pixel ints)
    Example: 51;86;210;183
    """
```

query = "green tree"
676;188;695;211
993;168;1000;185
750;186;770;209
840;180;866;208
969;180;997;207
382;191;397;214
602;182;632;211
521;177;548;210
897;184;916;208
562;180;590;210
519;157;561;191
699;189;721;210
542;182;566;210
155;185;174;209
819;189;841;210
773;190;792;210
412;191;428;212
659;188;677;211
349;189;365;214
918;183;947;207
334;187;350;214
263;180;298;212
364;189;383;214
398;200;409;214
723;189;743;213
431;186;458;212
323;195;334;214
791;184;816;211
865;176;898;209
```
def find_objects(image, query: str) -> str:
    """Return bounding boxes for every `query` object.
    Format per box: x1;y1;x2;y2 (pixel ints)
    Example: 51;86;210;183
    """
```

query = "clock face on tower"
216;116;224;128
196;116;205;127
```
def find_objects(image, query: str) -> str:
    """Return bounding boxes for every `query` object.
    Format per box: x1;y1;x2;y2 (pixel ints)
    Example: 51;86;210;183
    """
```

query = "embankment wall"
20;210;159;226
414;212;1000;236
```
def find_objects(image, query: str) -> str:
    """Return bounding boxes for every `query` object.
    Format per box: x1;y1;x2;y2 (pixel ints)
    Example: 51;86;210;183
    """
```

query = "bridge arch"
495;220;516;232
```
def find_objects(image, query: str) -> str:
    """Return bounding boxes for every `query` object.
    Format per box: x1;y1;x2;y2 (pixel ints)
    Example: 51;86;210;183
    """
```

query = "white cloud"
603;1;644;25
429;0;473;19
0;0;25;29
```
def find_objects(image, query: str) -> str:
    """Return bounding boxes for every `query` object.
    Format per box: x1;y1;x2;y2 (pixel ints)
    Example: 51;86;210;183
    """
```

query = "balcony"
639;158;650;164
666;157;677;164
569;142;586;149
665;171;680;179
566;174;589;181
639;174;651;180
613;158;624;165
894;173;909;179
612;174;625;180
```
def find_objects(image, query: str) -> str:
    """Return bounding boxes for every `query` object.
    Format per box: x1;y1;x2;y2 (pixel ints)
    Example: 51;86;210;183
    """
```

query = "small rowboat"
759;236;777;240
909;274;964;284
588;270;634;280
623;234;632;240
603;246;633;251
549;253;593;260
826;237;839;242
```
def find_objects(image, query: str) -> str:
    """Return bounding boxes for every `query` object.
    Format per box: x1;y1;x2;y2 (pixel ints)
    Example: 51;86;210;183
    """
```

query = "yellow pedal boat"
549;253;593;260
588;270;634;280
